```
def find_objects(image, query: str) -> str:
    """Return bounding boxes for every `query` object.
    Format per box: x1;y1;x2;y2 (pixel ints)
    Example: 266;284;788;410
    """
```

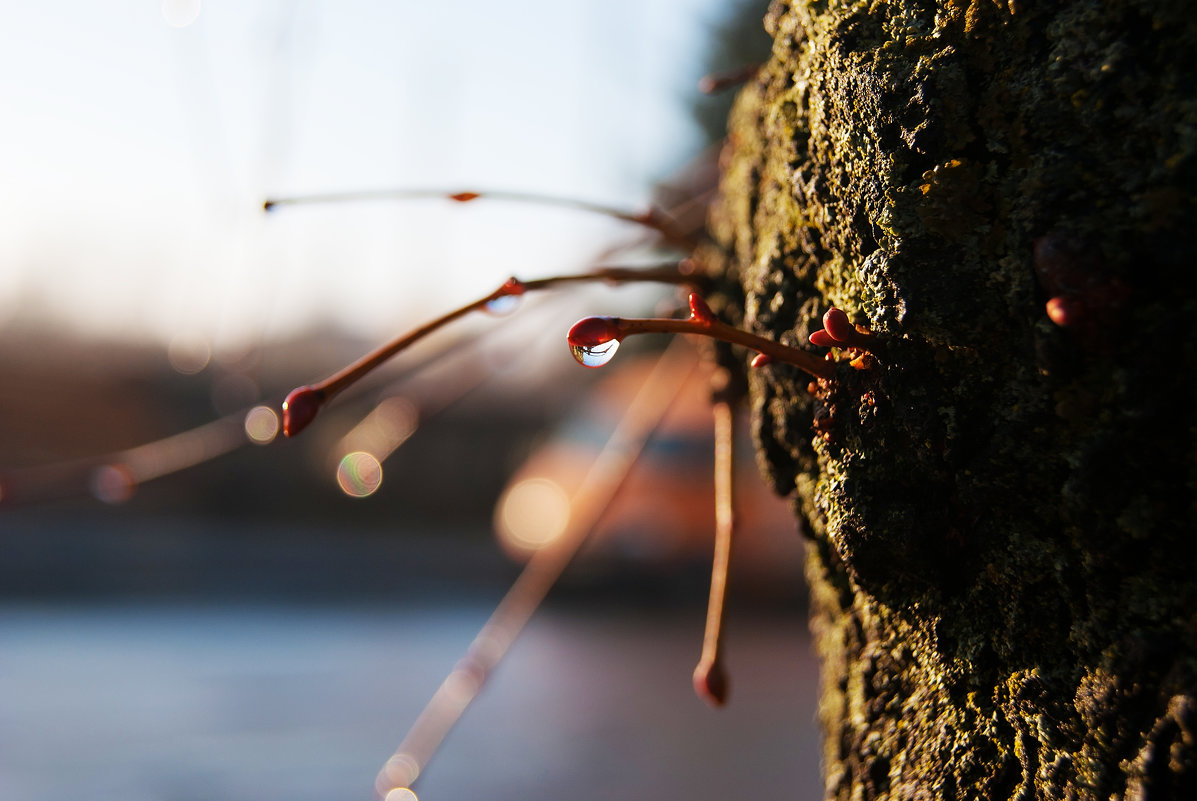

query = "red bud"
688;293;716;325
822;308;857;343
567;316;621;348
692;660;729;707
282;386;324;437
809;330;836;348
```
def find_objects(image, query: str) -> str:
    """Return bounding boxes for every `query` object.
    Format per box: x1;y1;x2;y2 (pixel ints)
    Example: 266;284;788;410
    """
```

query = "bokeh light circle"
383;787;419;801
167;333;211;374
336;451;383;497
243;405;279;444
497;477;571;551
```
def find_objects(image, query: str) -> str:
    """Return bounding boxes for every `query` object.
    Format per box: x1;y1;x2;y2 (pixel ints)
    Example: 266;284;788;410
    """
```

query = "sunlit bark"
711;1;1196;797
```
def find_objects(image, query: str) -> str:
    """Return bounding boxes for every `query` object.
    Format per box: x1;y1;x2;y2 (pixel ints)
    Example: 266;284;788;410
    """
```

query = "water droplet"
336;451;383;497
570;338;619;367
567;317;622;368
484;294;522;316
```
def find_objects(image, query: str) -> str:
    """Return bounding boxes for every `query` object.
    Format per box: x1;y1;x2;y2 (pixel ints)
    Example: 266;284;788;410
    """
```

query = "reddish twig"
568;294;835;379
282;264;704;437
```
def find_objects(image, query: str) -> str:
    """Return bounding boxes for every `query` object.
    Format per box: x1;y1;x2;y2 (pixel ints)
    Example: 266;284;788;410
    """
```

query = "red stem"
612;317;834;380
263;188;696;250
282;263;701;437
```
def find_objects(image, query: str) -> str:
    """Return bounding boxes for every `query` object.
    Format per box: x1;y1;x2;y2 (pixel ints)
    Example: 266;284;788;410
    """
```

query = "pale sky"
0;0;749;350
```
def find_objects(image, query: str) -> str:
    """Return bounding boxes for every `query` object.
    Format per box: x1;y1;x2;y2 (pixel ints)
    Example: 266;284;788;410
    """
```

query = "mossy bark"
708;1;1197;798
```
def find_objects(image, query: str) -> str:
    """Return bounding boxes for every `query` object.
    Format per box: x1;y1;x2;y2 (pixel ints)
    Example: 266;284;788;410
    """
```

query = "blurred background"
0;1;824;799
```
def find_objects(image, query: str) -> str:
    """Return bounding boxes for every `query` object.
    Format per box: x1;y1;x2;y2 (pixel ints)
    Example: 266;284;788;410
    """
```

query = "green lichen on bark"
709;0;1197;797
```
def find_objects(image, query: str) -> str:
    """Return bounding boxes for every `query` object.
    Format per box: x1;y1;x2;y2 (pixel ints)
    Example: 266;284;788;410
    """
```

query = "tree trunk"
708;1;1196;797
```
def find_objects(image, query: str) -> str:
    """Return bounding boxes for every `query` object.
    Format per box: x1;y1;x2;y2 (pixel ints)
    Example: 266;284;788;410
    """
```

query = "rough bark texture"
707;1;1197;798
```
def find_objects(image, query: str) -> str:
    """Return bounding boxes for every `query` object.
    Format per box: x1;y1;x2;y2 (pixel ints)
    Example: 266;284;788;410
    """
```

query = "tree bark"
708;1;1196;798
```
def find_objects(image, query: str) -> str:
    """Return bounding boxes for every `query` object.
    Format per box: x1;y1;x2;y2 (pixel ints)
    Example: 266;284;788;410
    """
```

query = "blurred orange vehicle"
493;354;804;585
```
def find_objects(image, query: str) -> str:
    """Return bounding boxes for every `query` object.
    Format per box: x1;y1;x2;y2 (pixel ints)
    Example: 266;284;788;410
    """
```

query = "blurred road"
0;599;822;801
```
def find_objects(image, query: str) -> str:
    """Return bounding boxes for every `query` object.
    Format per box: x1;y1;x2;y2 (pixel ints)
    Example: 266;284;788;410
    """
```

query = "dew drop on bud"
484;277;526;315
567;317;622;368
484;294;522;316
570;339;619;367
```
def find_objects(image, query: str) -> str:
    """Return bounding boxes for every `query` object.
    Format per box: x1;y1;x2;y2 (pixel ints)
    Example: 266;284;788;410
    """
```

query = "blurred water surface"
0;599;822;801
